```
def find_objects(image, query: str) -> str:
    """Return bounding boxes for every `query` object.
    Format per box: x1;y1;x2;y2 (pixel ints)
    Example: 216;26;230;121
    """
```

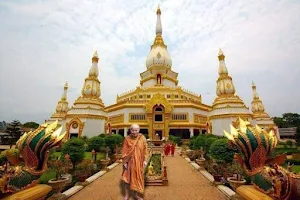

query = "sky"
0;0;299;124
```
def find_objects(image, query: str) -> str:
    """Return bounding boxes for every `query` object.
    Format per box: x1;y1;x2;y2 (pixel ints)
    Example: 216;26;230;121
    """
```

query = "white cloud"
0;0;299;123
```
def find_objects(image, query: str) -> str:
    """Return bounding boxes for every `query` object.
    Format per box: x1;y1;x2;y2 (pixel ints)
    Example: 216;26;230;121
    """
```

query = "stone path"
69;153;225;200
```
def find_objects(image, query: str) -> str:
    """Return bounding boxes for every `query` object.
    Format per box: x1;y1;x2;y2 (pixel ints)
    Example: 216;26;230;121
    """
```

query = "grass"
52;151;105;160
293;165;300;173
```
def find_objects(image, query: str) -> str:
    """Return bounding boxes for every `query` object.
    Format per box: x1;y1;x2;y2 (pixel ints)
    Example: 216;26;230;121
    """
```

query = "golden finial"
64;81;68;89
156;4;161;15
92;51;99;63
218;48;225;61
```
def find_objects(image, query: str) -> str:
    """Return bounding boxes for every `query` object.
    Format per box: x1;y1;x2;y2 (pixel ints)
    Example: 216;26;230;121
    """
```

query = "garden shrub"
87;136;105;152
62;137;85;168
209;138;235;163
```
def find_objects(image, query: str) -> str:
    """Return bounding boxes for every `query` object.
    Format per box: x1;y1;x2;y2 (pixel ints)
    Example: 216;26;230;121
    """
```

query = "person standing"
170;142;175;157
121;124;148;200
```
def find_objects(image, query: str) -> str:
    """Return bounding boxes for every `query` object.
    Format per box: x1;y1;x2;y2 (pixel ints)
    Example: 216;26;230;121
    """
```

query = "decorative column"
189;127;194;138
124;127;128;137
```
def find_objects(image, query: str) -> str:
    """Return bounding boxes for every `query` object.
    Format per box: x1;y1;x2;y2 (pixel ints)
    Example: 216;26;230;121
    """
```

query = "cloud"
0;0;299;123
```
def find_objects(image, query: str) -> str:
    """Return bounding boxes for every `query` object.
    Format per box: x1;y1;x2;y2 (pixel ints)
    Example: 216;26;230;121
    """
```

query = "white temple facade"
47;6;277;139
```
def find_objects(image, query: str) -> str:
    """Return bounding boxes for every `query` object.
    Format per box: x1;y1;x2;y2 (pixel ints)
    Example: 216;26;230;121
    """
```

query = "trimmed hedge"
209;138;235;163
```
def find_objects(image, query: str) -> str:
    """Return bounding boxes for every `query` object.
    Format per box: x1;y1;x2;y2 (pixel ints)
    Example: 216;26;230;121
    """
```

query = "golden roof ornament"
218;48;225;61
92;51;99;63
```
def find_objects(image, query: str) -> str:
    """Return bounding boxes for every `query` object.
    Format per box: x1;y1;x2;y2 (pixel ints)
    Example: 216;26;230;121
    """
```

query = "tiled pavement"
69;153;225;200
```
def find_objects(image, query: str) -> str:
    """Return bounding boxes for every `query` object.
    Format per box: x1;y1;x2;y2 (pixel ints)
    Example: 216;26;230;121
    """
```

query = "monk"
170;142;175;157
121;124;148;200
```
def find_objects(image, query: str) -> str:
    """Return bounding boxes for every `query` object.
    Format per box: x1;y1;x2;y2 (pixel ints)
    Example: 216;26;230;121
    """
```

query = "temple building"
47;6;277;140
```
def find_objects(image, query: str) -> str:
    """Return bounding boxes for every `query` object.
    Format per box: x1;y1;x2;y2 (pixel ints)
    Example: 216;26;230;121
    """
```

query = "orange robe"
121;134;148;194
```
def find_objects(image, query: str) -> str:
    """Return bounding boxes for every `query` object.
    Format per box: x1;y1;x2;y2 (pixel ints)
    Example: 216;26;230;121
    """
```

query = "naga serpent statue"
224;118;300;200
0;121;66;194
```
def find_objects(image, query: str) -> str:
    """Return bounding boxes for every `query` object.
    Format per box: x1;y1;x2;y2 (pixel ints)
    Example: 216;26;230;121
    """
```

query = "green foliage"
23;122;39;129
39;170;56;184
112;134;124;147
209;138;235;163
204;137;218;153
6;120;22;145
87;136;105;152
62;137;85;167
189;136;197;150
286;140;294;148
104;135;117;153
273;113;300;128
169;135;182;146
193;135;206;150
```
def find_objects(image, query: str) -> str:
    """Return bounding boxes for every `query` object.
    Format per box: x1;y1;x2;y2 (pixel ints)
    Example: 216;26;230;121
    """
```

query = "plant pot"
77;174;88;182
48;177;69;194
100;159;110;171
196;158;206;169
213;175;223;185
227;177;246;191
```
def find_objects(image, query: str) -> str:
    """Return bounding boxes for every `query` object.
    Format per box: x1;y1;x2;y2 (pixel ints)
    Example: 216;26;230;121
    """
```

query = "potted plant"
195;147;206;169
114;145;122;163
48;158;69;194
100;146;111;171
227;161;246;191
74;159;93;182
207;160;224;185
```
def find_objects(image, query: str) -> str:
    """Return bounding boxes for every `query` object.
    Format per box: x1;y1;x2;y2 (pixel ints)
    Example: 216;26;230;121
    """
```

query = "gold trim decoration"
72;122;78;129
129;113;146;122
171;113;189;122
209;113;252;120
66;117;85;138
145;93;173;113
107;114;124;124
66;114;107;120
194;114;208;125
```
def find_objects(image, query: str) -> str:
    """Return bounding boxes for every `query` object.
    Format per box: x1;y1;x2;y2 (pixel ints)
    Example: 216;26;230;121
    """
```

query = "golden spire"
251;81;266;114
92;51;99;63
218;48;228;76
216;49;235;97
152;5;165;48
252;81;259;99
55;82;69;113
61;81;68;101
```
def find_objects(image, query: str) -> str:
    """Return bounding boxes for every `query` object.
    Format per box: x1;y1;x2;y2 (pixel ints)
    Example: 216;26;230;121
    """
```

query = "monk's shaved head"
130;124;140;129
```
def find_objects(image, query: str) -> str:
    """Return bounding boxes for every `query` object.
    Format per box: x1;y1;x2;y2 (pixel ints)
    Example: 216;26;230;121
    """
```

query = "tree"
295;126;300;147
282;113;300;127
273;113;300;128
87;136;105;152
6;120;22;146
62;137;85;168
23;121;39;129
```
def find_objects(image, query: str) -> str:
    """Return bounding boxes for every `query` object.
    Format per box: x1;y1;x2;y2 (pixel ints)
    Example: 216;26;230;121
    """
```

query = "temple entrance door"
155;130;163;140
152;105;164;139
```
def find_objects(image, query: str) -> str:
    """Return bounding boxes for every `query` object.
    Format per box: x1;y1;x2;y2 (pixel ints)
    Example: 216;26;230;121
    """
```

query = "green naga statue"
0;121;66;194
224;118;300;200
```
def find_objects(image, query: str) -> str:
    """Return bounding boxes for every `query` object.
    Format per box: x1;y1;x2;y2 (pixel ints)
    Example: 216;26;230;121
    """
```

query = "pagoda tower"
209;49;252;135
65;51;107;138
251;81;275;129
48;82;69;125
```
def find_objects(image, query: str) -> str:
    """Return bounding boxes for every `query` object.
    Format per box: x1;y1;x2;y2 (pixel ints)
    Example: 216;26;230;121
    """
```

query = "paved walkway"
69;153;225;200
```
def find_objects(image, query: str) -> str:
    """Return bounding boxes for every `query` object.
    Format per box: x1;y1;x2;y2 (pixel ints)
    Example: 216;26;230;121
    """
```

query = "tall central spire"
156;5;162;35
152;5;166;48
